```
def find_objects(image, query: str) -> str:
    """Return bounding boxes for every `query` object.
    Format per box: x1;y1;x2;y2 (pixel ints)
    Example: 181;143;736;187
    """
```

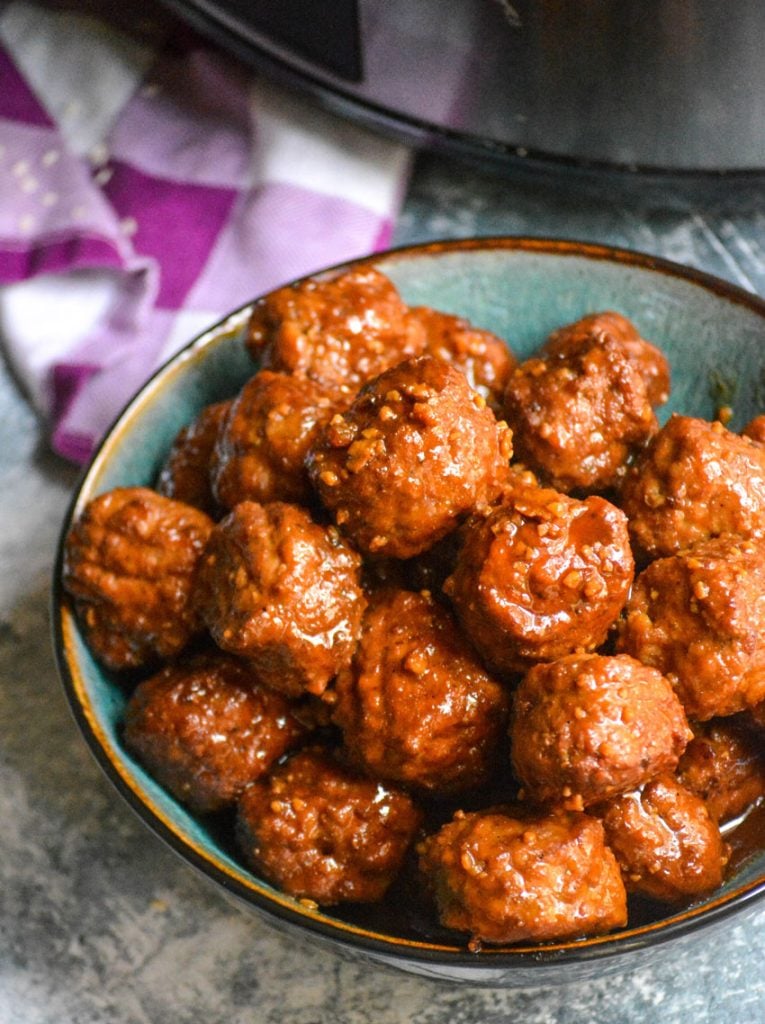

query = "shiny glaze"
621;415;765;561
308;354;512;559
194;500;365;697
444;480;634;675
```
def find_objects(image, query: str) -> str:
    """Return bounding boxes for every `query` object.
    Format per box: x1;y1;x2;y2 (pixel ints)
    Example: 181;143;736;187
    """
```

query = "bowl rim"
52;234;765;972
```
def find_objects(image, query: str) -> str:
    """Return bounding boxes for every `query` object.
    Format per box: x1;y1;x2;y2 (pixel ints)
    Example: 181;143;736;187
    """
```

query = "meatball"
510;654;692;808
620;415;765;560
503;327;658;493
123;653;306;814
443;482;634;676
676;717;765;824
63;487;213;670
418;807;626;945
594;775;727;903
617;536;765;720
194;501;365;698
542;311;670;407
333;589;510;795
236;747;422;905
409;306;516;412
742;415;765;445
308;355;513;559
211;370;339;509
246;266;425;396
156;400;231;516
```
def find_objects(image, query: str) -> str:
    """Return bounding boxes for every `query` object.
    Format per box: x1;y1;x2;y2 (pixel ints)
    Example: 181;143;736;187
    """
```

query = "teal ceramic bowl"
53;238;765;986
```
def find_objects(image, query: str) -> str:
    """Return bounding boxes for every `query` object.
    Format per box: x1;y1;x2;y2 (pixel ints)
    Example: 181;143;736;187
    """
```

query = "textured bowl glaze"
52;238;765;986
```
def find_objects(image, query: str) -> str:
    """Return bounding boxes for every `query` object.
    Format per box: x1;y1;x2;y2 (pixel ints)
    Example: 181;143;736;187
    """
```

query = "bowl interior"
54;238;765;970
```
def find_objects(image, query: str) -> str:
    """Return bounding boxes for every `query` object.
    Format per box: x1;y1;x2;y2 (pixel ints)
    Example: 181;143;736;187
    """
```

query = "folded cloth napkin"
0;0;412;463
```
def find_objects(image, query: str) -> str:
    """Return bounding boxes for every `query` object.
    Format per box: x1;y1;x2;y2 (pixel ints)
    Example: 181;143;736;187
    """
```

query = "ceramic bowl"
52;237;765;986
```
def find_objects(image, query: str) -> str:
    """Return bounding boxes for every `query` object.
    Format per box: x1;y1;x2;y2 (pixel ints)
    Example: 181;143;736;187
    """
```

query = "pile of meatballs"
63;266;765;949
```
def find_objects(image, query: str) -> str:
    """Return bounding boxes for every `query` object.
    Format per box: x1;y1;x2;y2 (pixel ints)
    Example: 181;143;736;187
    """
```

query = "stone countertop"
3;153;765;1024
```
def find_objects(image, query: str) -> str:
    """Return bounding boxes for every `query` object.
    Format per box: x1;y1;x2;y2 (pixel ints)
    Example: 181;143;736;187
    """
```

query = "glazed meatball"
246;266;425;396
676;717;765;824
594;775;726;903
333;589;510;795
194;501;365;698
123;653;306;814
620;415;765;560
211;370;339;508
418;807;627;945
63;487;213;670
617;536;765;720
409;306;516;412
503;327;658;493
742;415;765;445
542;311;670;408
510;654;692;808
308;355;513;559
236;747;422;905
156;400;231;516
443;482;634;676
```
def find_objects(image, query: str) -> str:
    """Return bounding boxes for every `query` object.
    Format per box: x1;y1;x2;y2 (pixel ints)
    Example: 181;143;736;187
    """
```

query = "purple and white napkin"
0;0;412;462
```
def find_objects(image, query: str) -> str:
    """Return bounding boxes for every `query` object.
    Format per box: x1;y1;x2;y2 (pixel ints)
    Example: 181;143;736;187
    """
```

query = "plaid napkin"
0;0;411;462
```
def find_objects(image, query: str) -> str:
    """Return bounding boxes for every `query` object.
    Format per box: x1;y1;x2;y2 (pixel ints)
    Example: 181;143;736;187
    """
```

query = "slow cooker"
162;0;765;174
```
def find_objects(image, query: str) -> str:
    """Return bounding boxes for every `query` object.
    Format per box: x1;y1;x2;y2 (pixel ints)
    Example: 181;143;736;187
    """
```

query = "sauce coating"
676;717;765;824
236;747;422;905
510;653;692;808
503;314;661;493
246;266;425;395
594;775;727;902
333;588;510;795
444;481;634;675
620;415;765;560
211;370;339;508
193;501;365;698
308;355;512;559
410;306;517;412
618;536;765;720
123;652;306;813
63;487;213;670
157;400;231;516
418;807;627;944
62;277;765;946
